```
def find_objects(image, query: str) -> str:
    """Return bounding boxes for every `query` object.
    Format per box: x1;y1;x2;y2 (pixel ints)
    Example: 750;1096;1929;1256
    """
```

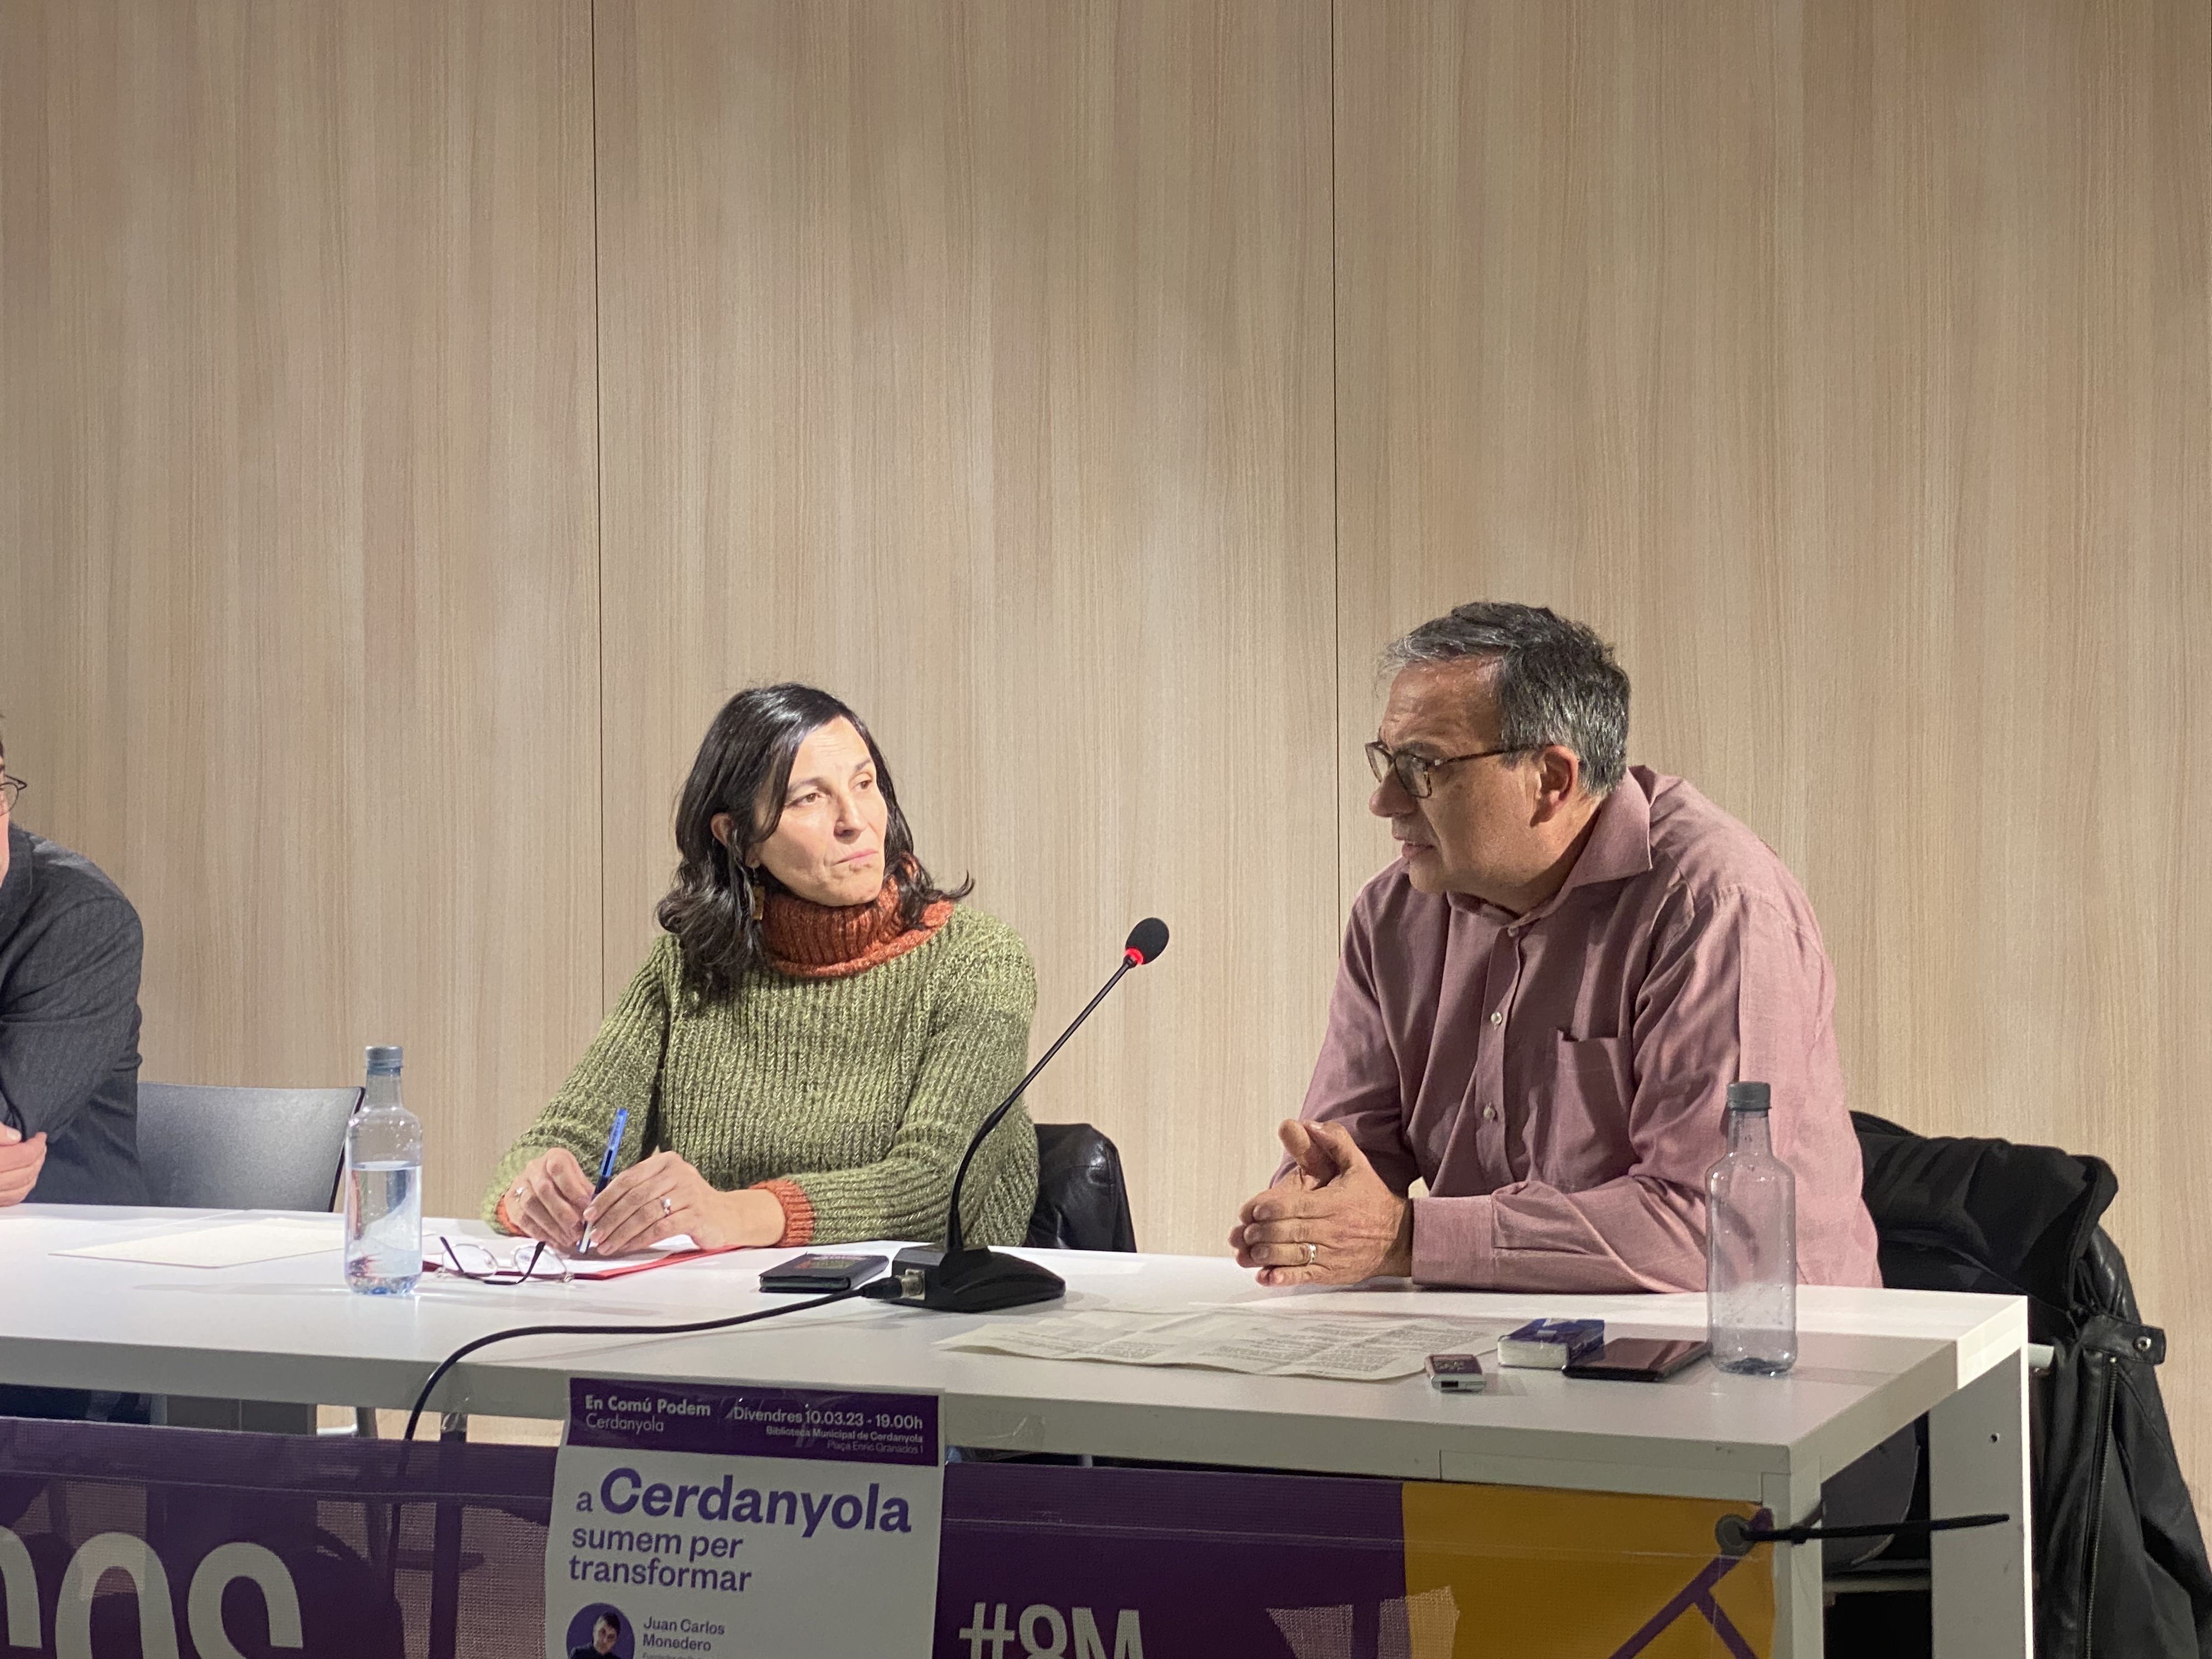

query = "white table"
0;1205;2031;1658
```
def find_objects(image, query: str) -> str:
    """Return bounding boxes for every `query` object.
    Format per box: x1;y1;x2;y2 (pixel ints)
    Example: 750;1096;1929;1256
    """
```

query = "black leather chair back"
1025;1122;1137;1252
1851;1110;2212;1658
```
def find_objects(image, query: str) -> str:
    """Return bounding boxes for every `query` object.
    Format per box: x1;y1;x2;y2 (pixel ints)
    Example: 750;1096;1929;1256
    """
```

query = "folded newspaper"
936;1308;1523;1383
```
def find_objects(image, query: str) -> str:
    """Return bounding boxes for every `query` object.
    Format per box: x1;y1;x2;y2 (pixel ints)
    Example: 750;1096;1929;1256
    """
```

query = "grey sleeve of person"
0;893;143;1142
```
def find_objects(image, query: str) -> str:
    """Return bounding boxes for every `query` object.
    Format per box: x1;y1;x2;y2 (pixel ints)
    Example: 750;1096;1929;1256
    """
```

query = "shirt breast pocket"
1531;1033;1637;1186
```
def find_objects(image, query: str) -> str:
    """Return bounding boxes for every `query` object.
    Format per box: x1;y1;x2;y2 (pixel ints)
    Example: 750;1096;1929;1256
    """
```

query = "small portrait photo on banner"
567;1604;634;1659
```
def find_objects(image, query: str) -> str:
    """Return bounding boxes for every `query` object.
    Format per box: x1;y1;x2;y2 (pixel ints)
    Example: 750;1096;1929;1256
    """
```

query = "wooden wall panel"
0;0;602;1219
592;0;1338;1259
1792;0;2212;1508
1335;0;1798;879
1338;0;2212;1506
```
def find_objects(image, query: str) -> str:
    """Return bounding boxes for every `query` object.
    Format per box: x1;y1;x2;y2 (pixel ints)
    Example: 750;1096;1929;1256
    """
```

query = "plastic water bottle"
344;1044;422;1295
1706;1081;1797;1374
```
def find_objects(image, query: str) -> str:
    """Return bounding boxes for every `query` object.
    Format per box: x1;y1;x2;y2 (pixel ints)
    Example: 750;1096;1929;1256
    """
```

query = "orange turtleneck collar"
759;876;953;980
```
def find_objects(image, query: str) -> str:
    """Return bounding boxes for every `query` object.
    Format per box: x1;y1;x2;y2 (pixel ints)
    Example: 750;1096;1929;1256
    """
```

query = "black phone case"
1564;1339;1709;1382
758;1253;888;1293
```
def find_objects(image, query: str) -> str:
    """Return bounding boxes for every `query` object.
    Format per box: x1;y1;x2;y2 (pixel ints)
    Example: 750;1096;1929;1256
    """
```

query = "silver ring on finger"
1304;1241;1318;1267
662;1195;674;1217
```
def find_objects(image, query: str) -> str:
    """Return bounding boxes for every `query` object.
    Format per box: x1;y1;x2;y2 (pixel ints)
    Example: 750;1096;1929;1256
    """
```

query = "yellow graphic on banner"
1402;1482;1775;1658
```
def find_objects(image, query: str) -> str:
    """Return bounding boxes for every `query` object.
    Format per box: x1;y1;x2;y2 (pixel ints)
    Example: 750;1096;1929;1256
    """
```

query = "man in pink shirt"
1232;602;1881;1293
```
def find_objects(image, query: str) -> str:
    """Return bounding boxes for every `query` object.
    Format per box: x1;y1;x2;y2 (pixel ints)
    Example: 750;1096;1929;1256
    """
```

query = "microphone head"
1123;917;1170;966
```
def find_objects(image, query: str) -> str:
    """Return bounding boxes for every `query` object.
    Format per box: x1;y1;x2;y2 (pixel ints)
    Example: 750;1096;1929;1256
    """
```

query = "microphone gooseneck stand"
870;918;1169;1314
384;918;1170;1584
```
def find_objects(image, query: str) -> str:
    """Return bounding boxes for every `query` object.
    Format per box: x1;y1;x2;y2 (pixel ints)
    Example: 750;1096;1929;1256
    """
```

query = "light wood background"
3;0;2208;1509
591;0;1338;1257
0;0;605;1206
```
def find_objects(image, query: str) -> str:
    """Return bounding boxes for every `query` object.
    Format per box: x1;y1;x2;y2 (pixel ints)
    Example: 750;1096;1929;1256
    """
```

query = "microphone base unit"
881;919;1161;1318
881;1245;1066;1314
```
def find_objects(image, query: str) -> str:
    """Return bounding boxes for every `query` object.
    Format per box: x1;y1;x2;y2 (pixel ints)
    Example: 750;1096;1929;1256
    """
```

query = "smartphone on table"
1562;1337;1709;1383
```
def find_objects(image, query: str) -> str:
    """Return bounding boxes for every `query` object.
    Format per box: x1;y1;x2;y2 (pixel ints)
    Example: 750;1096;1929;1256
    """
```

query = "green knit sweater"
483;907;1039;1246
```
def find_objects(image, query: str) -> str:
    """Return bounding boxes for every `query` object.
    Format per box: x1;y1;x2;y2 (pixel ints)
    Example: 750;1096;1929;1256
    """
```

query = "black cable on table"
383;1276;899;1584
397;1282;876;1443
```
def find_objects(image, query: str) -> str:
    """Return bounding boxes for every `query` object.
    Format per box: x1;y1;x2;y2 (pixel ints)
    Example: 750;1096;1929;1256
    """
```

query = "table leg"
1763;1468;1824;1659
1929;1347;2032;1657
427;1413;468;1659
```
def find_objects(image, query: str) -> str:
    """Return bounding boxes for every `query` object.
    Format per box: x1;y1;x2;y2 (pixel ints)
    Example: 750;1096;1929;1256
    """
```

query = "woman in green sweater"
487;684;1037;1256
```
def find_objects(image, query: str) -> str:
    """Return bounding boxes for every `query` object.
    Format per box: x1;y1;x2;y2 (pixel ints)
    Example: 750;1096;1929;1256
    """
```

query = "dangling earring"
730;839;764;922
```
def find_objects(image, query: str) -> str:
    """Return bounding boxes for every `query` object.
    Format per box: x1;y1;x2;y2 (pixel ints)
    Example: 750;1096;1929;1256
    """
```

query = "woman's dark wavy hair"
657;684;968;1005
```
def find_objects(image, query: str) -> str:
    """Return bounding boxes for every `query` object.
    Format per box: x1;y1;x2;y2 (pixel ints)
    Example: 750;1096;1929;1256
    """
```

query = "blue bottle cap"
365;1045;404;1076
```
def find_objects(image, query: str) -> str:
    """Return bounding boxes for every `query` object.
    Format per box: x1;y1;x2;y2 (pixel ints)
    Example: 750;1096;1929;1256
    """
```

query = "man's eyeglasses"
0;776;24;811
438;1237;566;1285
1364;741;1528;800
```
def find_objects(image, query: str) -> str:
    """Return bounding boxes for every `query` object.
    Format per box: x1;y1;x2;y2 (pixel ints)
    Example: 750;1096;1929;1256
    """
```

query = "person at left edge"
485;684;1039;1256
0;727;147;1211
0;722;151;1437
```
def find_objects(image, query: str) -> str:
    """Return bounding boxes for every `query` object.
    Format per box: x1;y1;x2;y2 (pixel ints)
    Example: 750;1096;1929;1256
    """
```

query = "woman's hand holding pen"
582;1150;785;1256
504;1147;595;1250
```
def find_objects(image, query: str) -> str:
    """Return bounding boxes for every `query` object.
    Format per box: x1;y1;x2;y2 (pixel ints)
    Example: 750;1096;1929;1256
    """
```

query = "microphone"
872;918;1170;1313
1124;917;1168;967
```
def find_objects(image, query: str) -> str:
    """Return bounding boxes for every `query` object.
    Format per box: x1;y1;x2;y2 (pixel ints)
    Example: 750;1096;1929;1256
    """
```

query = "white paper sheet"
937;1308;1525;1383
55;1216;342;1269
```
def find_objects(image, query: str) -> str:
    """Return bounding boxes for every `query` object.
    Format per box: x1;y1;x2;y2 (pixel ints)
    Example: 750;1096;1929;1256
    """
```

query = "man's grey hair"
1381;601;1630;797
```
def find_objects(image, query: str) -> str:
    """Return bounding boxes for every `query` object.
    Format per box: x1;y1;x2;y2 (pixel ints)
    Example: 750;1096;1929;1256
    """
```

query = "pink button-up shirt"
1302;766;1881;1293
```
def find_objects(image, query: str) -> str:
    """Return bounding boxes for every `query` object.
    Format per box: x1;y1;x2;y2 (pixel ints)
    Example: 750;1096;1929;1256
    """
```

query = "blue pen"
577;1108;629;1257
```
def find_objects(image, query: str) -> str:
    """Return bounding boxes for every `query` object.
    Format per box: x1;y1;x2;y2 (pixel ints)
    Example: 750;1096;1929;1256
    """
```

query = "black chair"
1833;1111;2212;1659
1025;1122;1136;1252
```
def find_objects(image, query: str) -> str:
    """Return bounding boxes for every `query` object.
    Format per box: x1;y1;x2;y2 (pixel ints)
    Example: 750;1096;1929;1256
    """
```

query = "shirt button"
1488;1011;1504;1026
1483;1105;1498;1121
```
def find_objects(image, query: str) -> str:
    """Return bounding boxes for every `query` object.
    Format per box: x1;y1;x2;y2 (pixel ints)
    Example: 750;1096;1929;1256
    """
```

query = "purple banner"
0;1414;557;1659
1;1417;1417;1659
566;1378;939;1466
936;1461;1409;1657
